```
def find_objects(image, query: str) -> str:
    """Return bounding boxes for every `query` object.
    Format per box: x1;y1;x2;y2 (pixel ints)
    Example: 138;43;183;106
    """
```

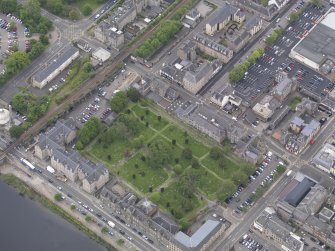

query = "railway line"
0;0;190;159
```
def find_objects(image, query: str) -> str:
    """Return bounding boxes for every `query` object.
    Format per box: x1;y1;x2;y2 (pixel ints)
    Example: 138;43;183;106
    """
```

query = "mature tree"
111;91;128;113
85;215;92;222
173;164;183;175
126;87;141;102
69;9;80;20
8;21;16;32
54;193;63;201
289;12;299;23
11;93;29;114
39;34;49;45
9;125;25;138
26;0;41;19
28;40;45;60
101;226;109;233
147;139;172;168
218;157;227;170
46;0;64;16
216;180;236;202
82;62;92;73
77;117;102;148
5;51;30;75
231;171;248;186
191;158;199;169
70;204;76;210
118;114;141;135
181;148;192;160
0;0;17;13
82;4;93;16
209;146;223;160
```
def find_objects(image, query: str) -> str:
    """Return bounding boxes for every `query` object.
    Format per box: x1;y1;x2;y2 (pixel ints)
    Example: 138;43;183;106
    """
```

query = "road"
11;147;163;251
0;0;192;160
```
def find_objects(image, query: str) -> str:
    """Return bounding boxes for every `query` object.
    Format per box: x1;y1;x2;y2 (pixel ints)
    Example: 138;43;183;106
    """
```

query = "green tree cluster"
229;48;264;83
135;20;181;58
288;12;299;23
11;92;50;122
76;117;102;149
126;87;141;102
111;91;128;113
265;28;284;46
39;0;107;19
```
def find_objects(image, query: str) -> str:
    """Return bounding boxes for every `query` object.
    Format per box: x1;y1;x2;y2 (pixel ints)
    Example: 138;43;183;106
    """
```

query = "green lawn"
89;111;155;165
201;155;241;180
162;125;209;158
193;167;223;199
89;138;131;165
150;181;202;220
119;153;169;192
132;104;169;131
85;100;253;221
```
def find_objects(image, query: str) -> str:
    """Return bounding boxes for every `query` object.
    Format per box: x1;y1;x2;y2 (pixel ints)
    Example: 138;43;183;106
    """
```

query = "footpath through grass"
87;101;255;222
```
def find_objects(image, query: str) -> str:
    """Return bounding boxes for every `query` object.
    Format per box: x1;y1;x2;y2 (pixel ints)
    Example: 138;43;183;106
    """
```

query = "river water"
0;180;107;251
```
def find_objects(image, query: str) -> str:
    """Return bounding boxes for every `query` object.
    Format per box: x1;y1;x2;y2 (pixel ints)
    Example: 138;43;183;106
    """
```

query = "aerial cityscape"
1;0;335;251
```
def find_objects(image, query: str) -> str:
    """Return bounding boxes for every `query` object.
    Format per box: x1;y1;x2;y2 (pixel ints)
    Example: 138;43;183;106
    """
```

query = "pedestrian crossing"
63;24;84;41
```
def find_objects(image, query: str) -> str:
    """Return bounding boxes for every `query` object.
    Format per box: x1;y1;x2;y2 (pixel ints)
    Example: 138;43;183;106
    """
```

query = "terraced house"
34;118;109;194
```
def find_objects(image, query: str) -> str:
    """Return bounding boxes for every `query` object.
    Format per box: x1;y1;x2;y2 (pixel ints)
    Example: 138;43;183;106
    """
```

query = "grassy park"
86;99;255;221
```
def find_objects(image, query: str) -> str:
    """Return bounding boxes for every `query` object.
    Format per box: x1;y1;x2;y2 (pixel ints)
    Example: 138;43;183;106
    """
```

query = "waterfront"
0;179;107;251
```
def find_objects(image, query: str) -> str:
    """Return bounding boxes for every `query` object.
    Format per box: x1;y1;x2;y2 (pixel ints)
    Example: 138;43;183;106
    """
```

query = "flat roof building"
32;46;79;89
312;143;335;174
92;47;111;63
290;8;335;71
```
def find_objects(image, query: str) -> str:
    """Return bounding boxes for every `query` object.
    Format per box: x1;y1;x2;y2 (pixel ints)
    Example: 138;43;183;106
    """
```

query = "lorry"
46;165;55;174
108;221;115;228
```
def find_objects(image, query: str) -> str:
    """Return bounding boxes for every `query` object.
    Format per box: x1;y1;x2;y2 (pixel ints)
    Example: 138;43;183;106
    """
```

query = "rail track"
0;0;190;159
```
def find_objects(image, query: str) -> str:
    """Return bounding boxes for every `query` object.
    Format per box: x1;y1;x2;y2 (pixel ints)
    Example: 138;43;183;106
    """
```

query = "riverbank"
0;164;122;251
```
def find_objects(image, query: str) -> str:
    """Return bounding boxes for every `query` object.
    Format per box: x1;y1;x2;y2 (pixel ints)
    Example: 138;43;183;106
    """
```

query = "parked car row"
79;101;101;123
239;234;263;251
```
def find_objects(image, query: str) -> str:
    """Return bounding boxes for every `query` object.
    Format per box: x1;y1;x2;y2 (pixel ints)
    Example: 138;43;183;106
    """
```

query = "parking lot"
0;13;29;74
227;151;283;214
235;232;280;251
234;3;329;107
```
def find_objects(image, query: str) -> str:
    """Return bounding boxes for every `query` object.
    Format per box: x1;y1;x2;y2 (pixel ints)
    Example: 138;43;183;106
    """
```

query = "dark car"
48;179;53;183
67;193;73;198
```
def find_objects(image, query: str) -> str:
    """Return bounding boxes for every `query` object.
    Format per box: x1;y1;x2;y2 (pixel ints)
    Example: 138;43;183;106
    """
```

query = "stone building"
35;118;109;194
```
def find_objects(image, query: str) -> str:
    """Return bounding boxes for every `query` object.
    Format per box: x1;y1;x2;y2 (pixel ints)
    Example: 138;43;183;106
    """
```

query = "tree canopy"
76;117;102;149
147;139;173;168
111;91;128;113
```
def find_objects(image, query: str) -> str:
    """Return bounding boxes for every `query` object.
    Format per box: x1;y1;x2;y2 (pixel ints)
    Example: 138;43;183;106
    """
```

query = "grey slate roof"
183;62;212;85
39;118;108;185
174;220;220;250
207;3;239;26
244;14;261;31
34;46;79;83
193;33;232;55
